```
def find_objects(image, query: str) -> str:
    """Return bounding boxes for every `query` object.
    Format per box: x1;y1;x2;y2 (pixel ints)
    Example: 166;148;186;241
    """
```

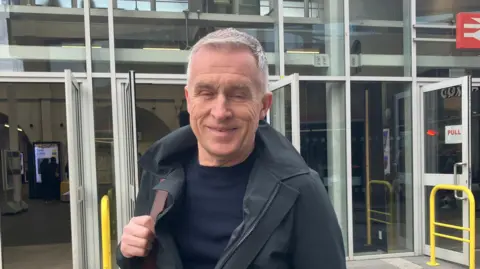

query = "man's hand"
120;216;155;258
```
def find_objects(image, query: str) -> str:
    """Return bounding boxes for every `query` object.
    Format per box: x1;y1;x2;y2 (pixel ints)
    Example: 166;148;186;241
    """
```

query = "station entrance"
421;76;480;267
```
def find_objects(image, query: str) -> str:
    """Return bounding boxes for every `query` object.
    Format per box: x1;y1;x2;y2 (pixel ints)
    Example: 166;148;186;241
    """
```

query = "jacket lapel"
216;158;301;269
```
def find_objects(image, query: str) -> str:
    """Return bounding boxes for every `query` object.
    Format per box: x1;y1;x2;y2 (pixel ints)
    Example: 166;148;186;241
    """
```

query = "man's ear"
184;86;191;113
259;92;272;120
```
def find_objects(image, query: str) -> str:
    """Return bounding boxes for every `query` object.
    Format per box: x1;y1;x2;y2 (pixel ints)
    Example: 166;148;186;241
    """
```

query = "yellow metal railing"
427;184;475;268
366;180;395;248
101;194;112;269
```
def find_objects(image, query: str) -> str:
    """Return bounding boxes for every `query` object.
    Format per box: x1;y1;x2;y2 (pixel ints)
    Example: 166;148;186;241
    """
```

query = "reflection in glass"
92;79;116;265
112;3;277;74
416;0;480;24
298;81;348;250
423;89;462;174
416;41;480;78
351;82;413;255
349;0;411;76
283;0;345;76
270;86;292;142
0;8;86;72
471;87;480;250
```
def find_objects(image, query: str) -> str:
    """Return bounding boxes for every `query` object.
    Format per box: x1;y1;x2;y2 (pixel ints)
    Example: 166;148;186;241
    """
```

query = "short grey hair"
186;28;269;93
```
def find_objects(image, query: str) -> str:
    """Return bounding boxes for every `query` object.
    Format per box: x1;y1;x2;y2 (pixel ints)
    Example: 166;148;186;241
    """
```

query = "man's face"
185;46;272;163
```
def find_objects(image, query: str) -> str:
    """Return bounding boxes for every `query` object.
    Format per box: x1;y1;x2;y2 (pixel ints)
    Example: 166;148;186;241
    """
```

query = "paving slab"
347;256;467;268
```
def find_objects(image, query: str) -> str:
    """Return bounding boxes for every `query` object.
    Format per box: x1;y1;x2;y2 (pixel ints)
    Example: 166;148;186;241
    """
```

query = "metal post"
101;195;112;269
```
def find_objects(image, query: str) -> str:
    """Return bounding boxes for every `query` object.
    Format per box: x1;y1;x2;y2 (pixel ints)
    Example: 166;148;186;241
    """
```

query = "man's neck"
197;144;255;167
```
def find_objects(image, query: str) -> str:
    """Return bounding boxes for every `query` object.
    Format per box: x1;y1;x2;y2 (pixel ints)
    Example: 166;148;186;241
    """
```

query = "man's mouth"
207;127;237;133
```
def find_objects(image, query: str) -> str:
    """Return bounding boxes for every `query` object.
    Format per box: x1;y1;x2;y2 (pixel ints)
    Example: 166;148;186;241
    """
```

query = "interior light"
3;124;23;131
143;47;180;51
286;49;320;54
62;45;102;49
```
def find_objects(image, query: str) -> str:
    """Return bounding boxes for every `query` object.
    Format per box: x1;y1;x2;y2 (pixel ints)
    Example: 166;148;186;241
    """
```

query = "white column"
324;0;347;246
324;0;344;77
41;100;52;141
403;0;411;76
274;0;285;76
7;87;21;204
403;85;414;250
326;83;347;248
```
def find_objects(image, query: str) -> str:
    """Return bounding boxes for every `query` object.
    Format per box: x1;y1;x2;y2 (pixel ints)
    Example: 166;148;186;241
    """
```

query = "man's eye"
200;91;214;96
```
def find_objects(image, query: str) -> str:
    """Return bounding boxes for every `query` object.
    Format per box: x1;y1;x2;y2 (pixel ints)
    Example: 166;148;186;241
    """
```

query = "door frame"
0;71;100;269
267;73;301;152
419;76;472;266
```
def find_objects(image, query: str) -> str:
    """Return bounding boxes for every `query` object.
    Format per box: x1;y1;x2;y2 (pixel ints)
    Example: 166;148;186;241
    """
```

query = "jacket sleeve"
116;170;154;269
291;169;346;269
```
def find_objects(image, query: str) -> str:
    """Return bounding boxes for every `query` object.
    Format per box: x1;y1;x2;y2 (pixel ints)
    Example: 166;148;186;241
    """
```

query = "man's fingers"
122;245;151;257
132;216;155;233
122;233;151;249
124;224;154;241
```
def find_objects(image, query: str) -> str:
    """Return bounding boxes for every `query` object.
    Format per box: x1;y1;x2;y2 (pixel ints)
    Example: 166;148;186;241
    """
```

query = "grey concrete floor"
347;256;467;268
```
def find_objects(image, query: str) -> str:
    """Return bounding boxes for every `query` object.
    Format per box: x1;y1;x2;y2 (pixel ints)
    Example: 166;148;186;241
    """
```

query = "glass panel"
351;82;414;255
92;78;116;265
113;5;277;74
416;1;480;24
424;186;463;252
299;81;348;251
471;86;480;251
423;88;462;174
416;41;480;78
348;0;411;76
283;0;345;76
108;0;272;14
270;85;292;141
90;12;110;72
0;83;73;268
0;7;87;72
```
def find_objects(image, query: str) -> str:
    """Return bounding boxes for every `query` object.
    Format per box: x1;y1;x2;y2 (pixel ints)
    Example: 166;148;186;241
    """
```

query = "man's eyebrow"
229;83;250;90
194;82;215;90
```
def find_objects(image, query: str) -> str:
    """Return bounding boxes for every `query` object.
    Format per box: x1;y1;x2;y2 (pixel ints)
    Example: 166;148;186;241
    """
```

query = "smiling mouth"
207;127;237;133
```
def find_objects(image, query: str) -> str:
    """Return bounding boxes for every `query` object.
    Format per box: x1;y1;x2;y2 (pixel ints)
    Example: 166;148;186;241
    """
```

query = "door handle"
454;162;467;200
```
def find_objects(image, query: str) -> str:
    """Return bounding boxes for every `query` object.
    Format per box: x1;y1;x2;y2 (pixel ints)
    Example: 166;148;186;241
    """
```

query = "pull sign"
445;125;462;144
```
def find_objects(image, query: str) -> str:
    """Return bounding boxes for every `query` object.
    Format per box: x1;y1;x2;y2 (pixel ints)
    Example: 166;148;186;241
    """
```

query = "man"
117;28;346;269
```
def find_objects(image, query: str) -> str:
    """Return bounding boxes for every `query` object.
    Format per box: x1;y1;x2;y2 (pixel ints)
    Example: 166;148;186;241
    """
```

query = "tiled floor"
347;257;467;268
3;243;72;269
1;244;471;269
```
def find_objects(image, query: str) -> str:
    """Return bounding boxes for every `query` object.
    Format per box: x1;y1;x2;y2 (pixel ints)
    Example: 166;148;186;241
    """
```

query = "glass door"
421;76;472;266
65;70;100;269
112;70;139;239
267;74;300;152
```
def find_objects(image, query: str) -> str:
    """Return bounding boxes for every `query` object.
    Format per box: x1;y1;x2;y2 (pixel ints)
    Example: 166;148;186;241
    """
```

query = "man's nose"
210;95;232;120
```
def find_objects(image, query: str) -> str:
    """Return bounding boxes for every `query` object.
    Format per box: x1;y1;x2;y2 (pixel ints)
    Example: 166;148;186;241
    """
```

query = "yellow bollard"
427;184;475;269
101;195;112;269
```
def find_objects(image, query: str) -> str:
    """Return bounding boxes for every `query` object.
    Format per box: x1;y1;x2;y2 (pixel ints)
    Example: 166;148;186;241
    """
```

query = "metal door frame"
267;73;301;152
420;76;472;266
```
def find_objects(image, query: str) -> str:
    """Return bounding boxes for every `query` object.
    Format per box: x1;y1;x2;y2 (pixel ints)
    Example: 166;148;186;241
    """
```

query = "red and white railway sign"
456;12;480;49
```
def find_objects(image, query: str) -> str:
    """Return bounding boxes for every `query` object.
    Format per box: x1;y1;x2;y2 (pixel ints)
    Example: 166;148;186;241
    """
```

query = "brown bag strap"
142;190;168;269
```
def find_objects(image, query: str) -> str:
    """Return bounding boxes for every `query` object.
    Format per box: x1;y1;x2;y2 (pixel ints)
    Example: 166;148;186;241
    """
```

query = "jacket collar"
139;120;310;180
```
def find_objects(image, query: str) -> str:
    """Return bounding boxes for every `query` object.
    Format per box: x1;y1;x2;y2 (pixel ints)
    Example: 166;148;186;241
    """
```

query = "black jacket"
117;121;346;269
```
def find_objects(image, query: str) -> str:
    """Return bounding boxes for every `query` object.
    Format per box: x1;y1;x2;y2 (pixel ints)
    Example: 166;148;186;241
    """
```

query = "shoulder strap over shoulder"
142;190;168;269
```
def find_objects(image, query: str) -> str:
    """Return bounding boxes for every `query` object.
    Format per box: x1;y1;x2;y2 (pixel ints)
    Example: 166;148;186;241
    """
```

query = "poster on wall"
34;143;59;183
383;129;391;175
